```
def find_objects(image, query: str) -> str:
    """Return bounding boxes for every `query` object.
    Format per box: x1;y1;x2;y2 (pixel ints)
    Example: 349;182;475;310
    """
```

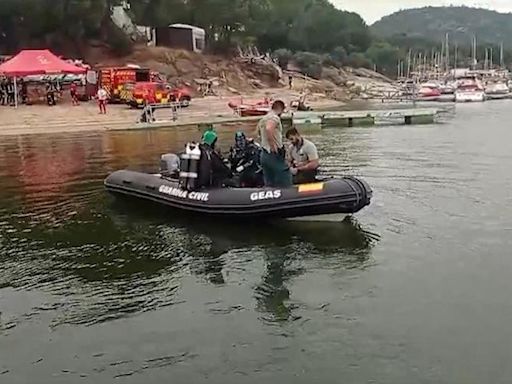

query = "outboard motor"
160;153;180;178
179;142;202;191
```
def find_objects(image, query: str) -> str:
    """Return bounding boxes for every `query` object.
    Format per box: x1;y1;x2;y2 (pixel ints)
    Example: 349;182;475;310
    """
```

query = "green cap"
202;129;218;146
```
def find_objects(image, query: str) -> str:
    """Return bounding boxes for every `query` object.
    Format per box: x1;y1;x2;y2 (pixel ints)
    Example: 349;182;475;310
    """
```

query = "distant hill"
372;6;512;47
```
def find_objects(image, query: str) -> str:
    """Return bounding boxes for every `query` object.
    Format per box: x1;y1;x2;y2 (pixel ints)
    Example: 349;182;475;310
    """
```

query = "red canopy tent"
0;49;86;107
0;49;86;76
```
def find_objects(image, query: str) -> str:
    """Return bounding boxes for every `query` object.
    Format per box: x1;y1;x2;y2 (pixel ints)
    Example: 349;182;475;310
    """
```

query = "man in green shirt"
258;100;292;187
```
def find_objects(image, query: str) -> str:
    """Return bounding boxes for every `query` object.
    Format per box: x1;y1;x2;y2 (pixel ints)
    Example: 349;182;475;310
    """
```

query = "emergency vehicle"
127;82;192;108
97;66;158;103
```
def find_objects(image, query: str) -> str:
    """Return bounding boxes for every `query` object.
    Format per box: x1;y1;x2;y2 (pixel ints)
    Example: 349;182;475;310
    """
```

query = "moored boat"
485;81;510;100
455;77;485;102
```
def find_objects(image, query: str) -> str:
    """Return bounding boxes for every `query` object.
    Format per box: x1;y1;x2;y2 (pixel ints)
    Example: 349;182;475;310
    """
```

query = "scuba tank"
187;143;202;191
179;142;202;191
179;145;191;189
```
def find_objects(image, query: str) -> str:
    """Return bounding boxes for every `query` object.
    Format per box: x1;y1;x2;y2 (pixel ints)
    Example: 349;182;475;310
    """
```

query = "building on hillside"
155;24;205;53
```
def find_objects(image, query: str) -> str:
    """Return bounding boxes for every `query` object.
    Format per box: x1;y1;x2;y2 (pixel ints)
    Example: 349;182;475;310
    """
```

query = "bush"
346;52;372;69
329;46;348;67
293;51;323;79
321;53;338;68
107;27;134;57
273;48;293;69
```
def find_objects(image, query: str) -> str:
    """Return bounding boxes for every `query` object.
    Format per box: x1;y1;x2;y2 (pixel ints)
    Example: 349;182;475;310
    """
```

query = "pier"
131;106;444;132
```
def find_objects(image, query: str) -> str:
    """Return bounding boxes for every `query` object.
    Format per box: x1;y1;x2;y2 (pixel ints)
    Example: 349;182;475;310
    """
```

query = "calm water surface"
1;102;512;383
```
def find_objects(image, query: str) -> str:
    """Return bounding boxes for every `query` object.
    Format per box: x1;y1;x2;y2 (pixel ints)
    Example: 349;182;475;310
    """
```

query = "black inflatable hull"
104;170;372;219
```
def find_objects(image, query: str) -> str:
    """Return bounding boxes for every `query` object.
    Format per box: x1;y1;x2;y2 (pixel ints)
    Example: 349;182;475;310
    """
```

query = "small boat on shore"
104;170;372;221
228;98;270;117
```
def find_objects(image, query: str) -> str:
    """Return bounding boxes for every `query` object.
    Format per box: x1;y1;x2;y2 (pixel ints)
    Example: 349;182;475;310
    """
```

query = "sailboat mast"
445;33;449;74
473;35;477;69
500;42;504;68
407;49;412;78
454;43;458;71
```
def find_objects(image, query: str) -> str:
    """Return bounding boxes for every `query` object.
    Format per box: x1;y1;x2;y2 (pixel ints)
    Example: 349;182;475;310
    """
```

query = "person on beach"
286;127;320;184
97;86;108;114
70;82;79;106
6;80;14;106
0;79;7;105
258;100;292;188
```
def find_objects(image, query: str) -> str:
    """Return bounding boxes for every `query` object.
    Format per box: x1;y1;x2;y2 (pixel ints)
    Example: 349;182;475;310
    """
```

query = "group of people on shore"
0;78;17;105
194;99;320;189
0;77;65;106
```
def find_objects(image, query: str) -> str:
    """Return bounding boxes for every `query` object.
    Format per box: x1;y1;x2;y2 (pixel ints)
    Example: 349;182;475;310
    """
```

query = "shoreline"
0;90;346;137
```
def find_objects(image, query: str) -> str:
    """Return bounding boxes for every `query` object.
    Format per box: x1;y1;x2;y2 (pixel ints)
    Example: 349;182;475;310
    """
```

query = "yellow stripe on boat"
298;182;324;193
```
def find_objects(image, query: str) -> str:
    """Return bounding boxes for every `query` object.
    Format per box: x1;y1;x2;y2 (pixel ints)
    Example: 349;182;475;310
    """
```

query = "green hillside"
372;6;512;48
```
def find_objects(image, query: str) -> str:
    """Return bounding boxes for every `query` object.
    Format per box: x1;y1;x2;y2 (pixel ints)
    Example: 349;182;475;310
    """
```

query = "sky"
332;0;512;24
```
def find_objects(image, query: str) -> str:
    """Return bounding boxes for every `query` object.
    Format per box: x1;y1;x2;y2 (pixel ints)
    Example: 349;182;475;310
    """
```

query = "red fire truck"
97;66;159;103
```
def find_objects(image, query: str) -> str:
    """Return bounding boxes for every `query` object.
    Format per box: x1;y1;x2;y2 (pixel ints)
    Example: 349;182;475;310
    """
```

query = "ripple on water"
0;130;379;330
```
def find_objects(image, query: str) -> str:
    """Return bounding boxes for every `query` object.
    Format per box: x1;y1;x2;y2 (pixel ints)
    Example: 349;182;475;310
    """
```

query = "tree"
365;41;400;74
273;48;293;69
293;51;323;79
347;52;372;69
330;46;348;67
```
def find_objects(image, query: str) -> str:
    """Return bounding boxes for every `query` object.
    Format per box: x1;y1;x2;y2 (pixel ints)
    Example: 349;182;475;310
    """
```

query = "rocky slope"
84;45;394;100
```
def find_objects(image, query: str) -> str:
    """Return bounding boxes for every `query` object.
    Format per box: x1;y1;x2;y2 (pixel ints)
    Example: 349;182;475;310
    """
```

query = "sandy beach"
0;89;345;136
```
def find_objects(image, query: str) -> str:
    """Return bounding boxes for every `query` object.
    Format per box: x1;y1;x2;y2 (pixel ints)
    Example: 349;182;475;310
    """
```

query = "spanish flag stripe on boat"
298;183;324;193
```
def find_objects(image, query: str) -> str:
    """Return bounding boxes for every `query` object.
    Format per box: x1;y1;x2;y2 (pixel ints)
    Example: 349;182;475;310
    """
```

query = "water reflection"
0;127;377;330
0;192;378;328
108;201;379;323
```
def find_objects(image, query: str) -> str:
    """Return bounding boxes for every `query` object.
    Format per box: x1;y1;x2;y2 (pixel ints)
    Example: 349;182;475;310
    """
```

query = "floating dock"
130;106;445;132
292;107;442;128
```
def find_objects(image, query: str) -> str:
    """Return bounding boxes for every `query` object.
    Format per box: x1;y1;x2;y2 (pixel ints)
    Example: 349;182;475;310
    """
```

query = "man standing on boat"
258;100;292;188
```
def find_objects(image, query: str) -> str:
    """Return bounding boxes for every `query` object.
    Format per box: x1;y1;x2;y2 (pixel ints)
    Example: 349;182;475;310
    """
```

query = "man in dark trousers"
257;100;292;188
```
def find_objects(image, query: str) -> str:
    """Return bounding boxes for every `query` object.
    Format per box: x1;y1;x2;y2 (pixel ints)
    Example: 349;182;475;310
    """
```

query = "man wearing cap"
197;129;232;188
257;100;292;188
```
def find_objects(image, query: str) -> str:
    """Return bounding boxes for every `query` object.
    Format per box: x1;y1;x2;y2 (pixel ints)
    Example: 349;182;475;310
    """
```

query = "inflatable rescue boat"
104;170;372;221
